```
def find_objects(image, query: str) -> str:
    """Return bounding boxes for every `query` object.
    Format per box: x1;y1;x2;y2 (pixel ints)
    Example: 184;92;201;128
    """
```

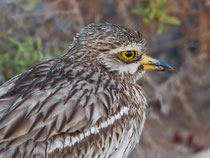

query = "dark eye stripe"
133;51;136;57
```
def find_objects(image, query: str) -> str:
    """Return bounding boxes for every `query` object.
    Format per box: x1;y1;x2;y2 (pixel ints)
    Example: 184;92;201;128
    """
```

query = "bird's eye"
118;50;137;61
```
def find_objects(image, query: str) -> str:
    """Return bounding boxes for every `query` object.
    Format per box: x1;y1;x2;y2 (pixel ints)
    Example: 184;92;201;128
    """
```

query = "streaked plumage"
0;23;172;158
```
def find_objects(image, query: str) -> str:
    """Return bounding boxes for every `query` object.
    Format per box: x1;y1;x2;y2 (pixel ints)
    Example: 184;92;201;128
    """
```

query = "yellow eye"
118;50;137;61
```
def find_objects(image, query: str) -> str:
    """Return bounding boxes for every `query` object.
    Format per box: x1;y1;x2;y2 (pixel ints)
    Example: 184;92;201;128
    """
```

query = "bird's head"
65;23;173;82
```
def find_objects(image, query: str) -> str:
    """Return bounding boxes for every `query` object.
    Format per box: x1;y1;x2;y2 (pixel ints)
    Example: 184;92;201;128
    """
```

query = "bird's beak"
141;55;174;71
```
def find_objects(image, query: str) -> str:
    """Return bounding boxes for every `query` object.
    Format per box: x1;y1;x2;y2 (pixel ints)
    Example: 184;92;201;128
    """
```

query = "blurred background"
0;0;210;157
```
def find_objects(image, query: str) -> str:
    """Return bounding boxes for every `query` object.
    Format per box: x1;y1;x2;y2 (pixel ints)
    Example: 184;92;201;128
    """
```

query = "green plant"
22;0;41;11
132;0;181;34
0;35;61;84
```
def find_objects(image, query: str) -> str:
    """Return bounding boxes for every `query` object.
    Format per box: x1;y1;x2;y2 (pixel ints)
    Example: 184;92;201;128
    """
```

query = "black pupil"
126;51;133;58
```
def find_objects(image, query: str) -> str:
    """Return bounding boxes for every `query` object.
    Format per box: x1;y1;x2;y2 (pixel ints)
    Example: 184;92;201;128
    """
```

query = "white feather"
48;107;129;153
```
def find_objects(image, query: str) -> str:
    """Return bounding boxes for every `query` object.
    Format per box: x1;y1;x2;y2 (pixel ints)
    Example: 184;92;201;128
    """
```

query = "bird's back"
0;57;146;157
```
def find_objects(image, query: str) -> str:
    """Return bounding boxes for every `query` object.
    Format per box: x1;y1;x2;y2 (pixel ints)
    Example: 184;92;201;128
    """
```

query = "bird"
0;23;173;158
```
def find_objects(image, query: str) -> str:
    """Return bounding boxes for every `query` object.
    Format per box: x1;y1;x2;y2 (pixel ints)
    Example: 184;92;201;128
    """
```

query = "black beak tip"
166;65;174;72
159;60;174;72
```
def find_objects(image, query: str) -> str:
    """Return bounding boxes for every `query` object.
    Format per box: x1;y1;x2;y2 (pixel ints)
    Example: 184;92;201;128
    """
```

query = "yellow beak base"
141;55;174;71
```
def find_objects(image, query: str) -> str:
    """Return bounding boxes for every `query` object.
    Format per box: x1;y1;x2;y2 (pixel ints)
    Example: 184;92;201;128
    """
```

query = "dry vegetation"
0;0;210;157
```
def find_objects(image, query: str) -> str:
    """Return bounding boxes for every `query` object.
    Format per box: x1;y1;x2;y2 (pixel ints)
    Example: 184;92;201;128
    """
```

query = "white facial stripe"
48;107;129;153
117;62;140;75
